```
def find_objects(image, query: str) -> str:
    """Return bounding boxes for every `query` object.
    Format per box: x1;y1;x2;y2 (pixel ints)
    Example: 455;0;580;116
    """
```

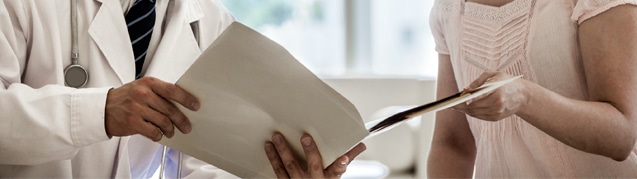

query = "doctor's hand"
265;132;366;179
105;77;200;141
452;71;528;121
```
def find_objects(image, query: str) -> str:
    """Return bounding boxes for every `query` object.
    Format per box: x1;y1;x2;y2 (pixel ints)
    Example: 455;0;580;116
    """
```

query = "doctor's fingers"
134;117;165;141
324;156;348;178
271;133;305;178
139;77;200;111
140;107;177;138
325;143;366;178
265;142;291;178
145;91;192;134
342;143;366;162
299;135;326;178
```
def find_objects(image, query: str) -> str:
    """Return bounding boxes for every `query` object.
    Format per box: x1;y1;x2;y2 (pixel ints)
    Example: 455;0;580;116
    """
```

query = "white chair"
321;78;436;178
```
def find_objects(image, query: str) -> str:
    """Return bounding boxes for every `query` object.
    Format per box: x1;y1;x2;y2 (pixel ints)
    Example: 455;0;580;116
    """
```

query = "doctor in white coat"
0;0;363;178
0;0;237;178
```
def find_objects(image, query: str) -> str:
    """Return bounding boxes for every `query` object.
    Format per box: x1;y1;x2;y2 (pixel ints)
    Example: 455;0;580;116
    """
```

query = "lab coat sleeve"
0;1;111;165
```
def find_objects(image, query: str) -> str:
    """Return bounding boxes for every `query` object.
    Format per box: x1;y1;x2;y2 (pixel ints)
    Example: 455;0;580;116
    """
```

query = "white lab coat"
0;0;237;178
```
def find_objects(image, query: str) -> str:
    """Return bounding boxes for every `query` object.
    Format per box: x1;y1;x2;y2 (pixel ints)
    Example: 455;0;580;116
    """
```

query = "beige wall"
322;78;436;178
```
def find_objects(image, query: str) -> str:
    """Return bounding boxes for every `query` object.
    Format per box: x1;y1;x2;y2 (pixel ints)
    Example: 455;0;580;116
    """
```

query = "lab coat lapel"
88;0;135;84
144;0;203;84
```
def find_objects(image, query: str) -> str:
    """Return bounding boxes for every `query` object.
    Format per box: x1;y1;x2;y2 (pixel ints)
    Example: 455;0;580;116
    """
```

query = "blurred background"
219;0;437;178
220;0;437;78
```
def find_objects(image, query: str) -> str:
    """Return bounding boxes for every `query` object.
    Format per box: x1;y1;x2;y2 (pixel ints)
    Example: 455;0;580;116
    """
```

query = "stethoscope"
66;0;183;178
64;0;88;88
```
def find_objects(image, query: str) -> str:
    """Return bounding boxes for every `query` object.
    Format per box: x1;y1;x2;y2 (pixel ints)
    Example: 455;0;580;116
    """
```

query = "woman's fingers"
465;71;498;92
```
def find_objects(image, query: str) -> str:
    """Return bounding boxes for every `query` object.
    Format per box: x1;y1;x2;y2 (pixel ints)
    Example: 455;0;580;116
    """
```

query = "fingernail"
340;157;349;165
265;143;274;152
301;137;312;147
273;135;282;145
191;102;199;111
185;124;192;133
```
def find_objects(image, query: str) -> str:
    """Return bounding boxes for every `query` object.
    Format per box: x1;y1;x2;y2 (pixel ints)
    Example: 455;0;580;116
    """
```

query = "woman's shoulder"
571;0;637;24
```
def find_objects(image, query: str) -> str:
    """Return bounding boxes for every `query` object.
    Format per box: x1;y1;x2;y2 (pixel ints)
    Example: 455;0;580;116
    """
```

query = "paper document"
368;75;522;133
160;22;368;178
159;22;520;178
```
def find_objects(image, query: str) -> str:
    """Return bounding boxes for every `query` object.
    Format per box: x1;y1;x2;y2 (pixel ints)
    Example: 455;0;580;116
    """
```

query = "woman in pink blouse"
428;0;637;177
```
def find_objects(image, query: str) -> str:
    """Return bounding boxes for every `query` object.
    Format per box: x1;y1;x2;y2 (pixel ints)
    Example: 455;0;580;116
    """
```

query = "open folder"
159;22;520;178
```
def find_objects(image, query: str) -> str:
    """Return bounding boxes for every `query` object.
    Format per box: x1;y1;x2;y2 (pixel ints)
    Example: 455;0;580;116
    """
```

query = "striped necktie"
125;0;156;79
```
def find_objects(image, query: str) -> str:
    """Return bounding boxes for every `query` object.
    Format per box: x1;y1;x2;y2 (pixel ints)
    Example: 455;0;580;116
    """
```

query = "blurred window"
220;0;437;78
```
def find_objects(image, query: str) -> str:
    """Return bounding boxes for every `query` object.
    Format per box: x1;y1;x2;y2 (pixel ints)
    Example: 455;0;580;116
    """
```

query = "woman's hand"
452;71;529;121
264;132;366;178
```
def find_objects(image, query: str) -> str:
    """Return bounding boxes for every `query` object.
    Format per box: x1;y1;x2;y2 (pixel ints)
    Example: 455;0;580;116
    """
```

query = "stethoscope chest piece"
64;61;88;88
66;0;88;88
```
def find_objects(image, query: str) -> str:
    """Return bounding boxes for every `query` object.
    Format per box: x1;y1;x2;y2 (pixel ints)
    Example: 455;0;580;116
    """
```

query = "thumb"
464;71;498;92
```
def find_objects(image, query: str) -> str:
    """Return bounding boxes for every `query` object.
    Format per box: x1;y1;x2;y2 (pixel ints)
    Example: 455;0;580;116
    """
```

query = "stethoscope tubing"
65;0;89;88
